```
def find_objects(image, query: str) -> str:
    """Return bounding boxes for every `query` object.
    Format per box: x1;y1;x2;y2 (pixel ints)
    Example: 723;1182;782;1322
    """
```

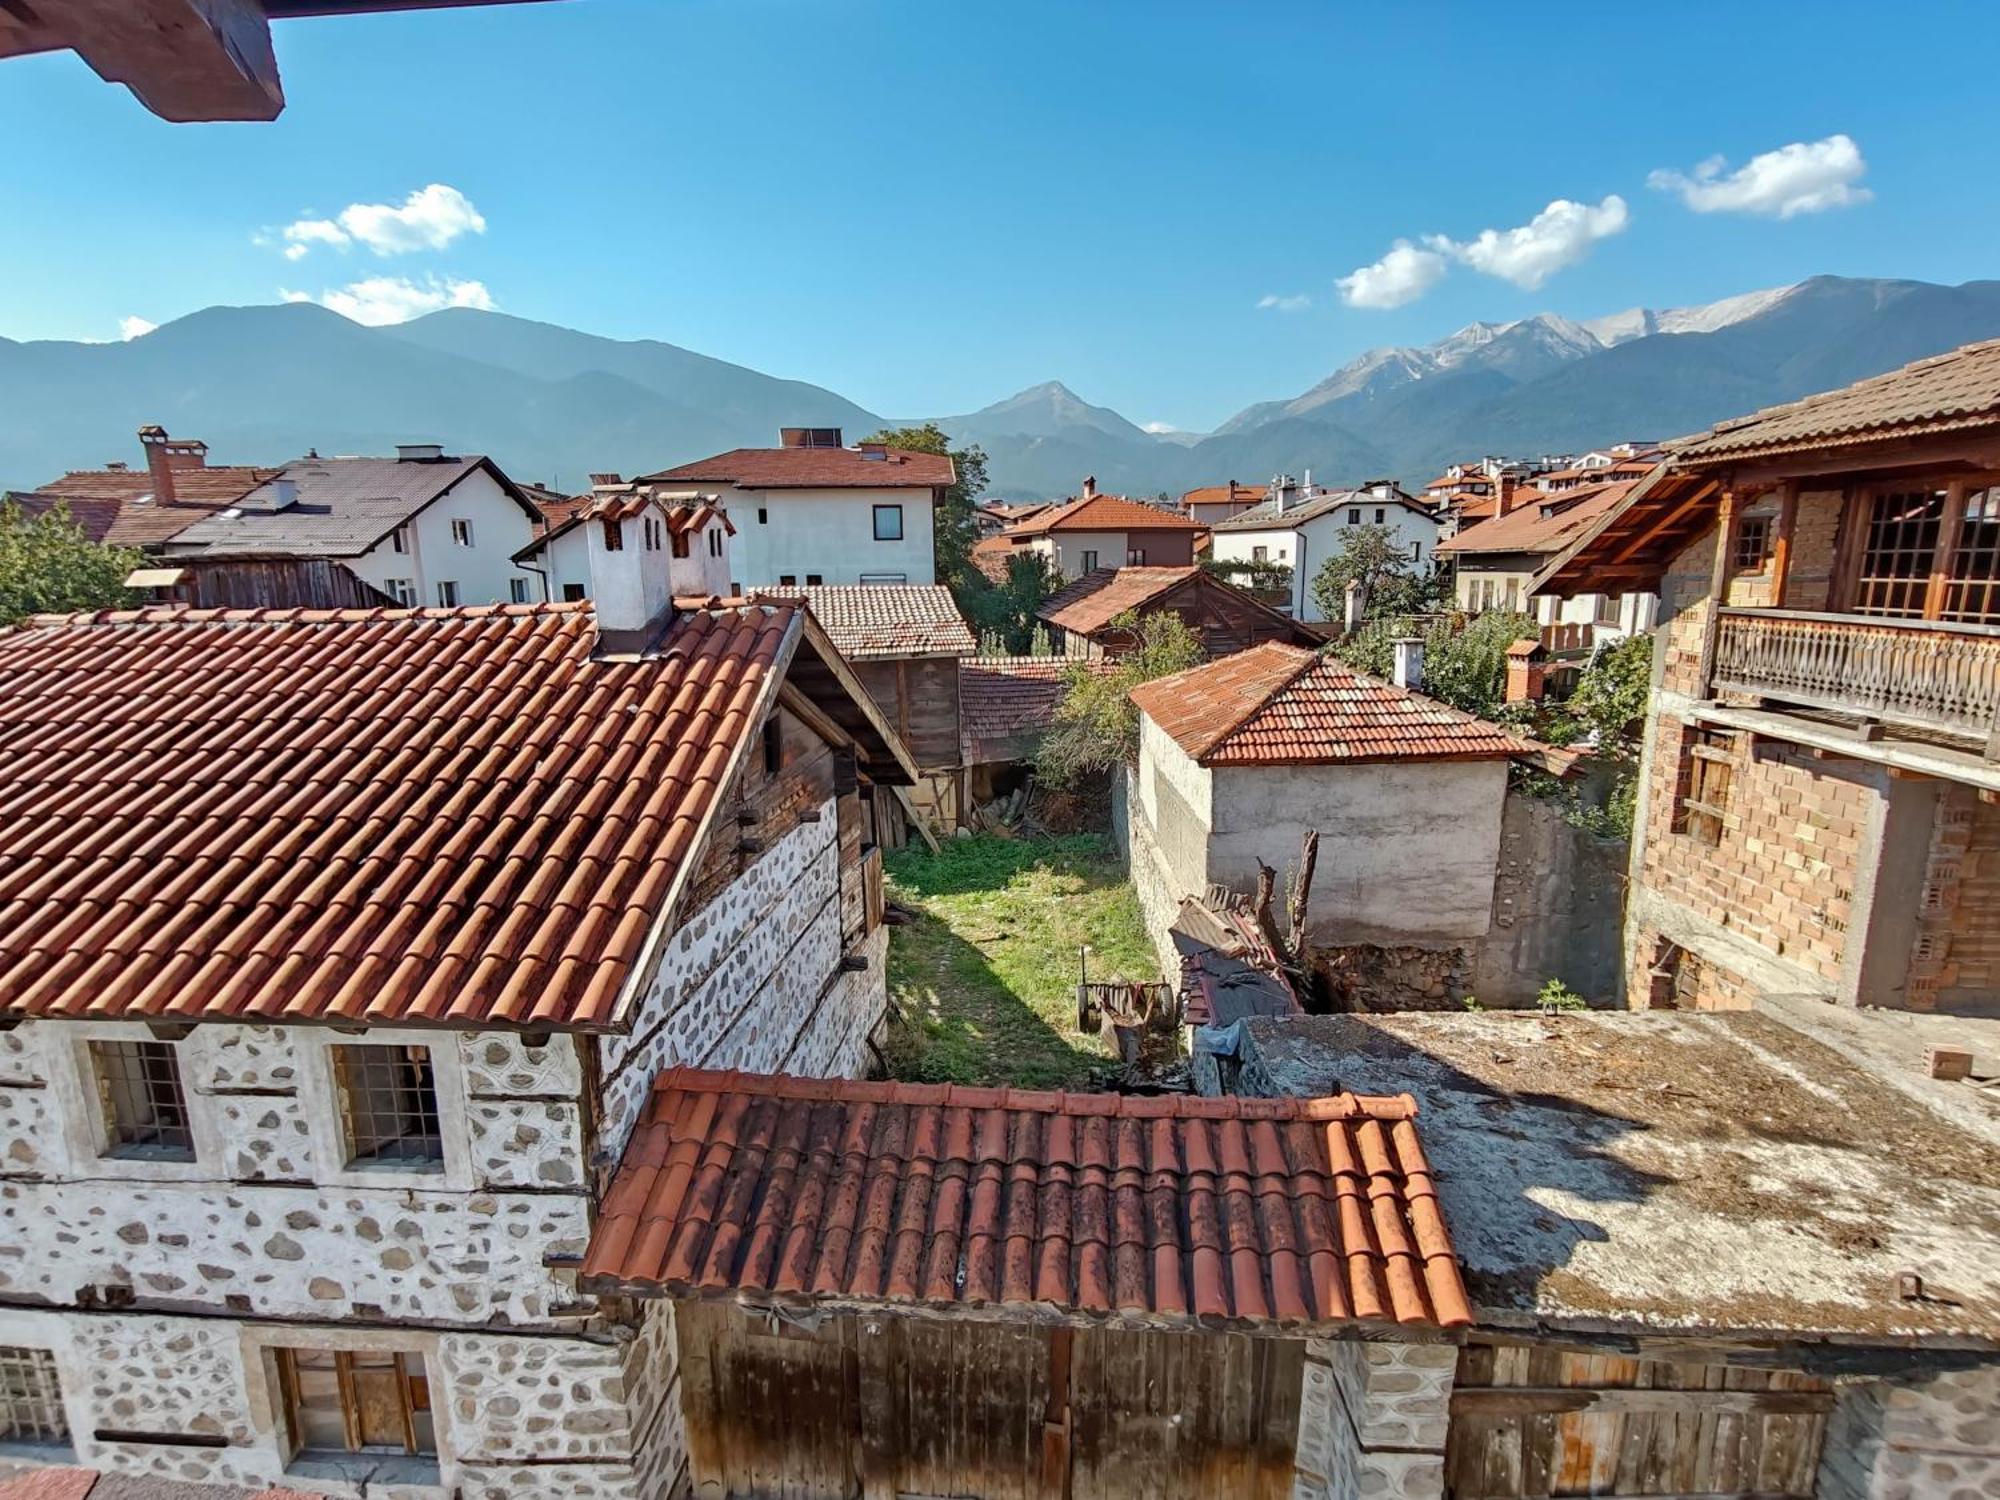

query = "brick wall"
1638;717;1864;987
1905;786;2000;1012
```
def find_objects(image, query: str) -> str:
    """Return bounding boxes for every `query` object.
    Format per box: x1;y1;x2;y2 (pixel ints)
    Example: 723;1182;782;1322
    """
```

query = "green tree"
1329;608;1535;719
1569;633;1652;756
0;501;141;625
858;423;988;595
965;550;1065;655
1037;611;1203;787
1308;524;1450;622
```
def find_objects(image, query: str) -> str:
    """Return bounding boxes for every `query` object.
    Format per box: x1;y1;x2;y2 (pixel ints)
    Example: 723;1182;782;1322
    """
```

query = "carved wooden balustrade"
1712;608;2000;753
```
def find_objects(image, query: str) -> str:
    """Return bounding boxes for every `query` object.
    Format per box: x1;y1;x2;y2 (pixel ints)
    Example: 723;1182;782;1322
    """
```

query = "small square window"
1080;550;1099;573
872;504;903;541
780;574;798;587
449;519;473;547
806;573;823;586
1348;508;1361;525
1251;545;1267;563
0;1346;68;1446
435;581;459;608
1126;547;1146;565
601;518;624;552
561;583;586;602
670;530;690;559
89;1039;193;1160
276;1348;435;1461
1734;514;1772;572
507;578;530;605
386;578;416;608
1673;728;1737;847
333;1045;443;1169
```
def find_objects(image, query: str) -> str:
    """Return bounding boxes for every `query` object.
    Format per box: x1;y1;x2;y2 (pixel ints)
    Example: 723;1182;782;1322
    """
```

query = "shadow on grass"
883;833;1132;899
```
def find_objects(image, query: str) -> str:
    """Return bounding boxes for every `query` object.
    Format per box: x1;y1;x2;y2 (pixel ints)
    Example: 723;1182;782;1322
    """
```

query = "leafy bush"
1537;977;1589;1012
1037;611;1203;786
0;501;140;625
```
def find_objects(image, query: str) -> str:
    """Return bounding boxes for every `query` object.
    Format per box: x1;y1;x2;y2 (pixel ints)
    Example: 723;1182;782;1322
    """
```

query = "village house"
989;479;1208;580
0;529;919;1493
1207;479;1442;621
511;483;735;604
637;428;954;589
779;584;977;831
1436;475;1658;649
150;443;547;610
6;426;279;550
1122;642;1620;1010
956;654;1116;806
1037;565;1315;660
1180;479;1270;526
1536;336;2000;1019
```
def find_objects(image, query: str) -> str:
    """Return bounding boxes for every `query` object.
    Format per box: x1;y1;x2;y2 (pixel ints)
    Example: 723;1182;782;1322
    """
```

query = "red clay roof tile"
1129;642;1533;767
1005;494;1207;537
0;601;802;1031
1037;566;1203;636
641;446;954;490
580;1067;1471;1329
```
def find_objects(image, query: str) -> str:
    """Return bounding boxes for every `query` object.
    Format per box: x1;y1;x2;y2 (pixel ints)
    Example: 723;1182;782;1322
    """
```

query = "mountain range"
3;276;1997;503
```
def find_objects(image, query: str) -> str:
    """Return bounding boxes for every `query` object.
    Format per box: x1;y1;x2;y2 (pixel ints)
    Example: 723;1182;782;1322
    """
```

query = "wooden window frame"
274;1348;433;1461
89;1038;194;1160
1832;474;2000;622
331;1044;444;1170
0;1345;68;1446
1672;728;1737;846
1733;513;1772;573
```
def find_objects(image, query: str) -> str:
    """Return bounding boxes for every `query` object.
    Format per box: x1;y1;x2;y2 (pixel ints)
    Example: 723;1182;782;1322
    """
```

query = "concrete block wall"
1294;1338;1456;1500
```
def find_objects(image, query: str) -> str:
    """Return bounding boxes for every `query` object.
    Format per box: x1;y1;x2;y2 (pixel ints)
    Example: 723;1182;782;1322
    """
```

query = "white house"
639;428;954;588
161;444;545;608
514;486;735;606
0;540;919;1495
1207;479;1441;621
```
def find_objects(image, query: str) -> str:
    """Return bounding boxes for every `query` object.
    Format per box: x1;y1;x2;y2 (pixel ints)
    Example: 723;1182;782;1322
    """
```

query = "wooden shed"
1038;566;1317;661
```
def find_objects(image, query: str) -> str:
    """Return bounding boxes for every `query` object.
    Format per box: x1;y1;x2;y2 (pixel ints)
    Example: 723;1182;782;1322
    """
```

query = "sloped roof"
641;446;955;491
8;465;283;548
1038;565;1203;634
1007;493;1207;536
790;584;975;661
1131;643;1533;767
969;534;1020;583
163;454;537;560
1674;337;2000;464
1433;479;1640;558
514;490;733;562
1208;487;1434;534
579;1066;1472;1330
959;655;1113;763
0;601;823;1032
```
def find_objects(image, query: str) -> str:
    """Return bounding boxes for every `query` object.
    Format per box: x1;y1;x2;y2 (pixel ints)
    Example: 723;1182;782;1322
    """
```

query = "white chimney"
1392;636;1425;692
1344;579;1366;635
397;443;444;462
268;477;298;508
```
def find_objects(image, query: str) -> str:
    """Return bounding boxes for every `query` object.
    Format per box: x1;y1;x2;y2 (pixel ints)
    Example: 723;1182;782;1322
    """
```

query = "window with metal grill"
0;1346;68;1446
90;1039;193;1160
1672;728;1737;847
333;1045;443;1169
275;1348;435;1462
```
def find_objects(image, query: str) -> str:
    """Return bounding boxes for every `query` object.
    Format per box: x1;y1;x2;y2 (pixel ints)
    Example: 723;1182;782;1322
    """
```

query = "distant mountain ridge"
3;276;1997;504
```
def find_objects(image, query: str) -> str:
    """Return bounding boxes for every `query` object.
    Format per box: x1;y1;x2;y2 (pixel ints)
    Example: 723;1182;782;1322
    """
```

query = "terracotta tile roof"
1434;479;1638;558
580;1066;1471;1329
1006;493;1207;536
641;446;955;491
0;601;805;1031
0;1471;318;1500
1181;482;1267;507
970;534;1021;583
1675;337;2000;464
1130;643;1533;767
1038;566;1202;635
787;585;975;660
959;655;1112;763
9;465;282;548
1209;487;1435;534
518;491;733;562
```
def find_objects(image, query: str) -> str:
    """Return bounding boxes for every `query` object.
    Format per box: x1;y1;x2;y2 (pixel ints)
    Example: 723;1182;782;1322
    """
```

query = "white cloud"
274;183;486;259
1256;292;1312;312
282;275;496;326
1439;195;1629;290
1336;240;1450;310
119;315;158;341
1649;134;1870;218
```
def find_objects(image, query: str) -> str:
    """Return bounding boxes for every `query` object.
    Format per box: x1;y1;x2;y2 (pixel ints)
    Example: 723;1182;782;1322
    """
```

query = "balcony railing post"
1698;488;1739;701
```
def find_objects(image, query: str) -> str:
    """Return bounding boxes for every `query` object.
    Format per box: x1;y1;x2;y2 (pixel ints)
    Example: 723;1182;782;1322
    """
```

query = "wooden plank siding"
675;1303;1303;1500
852;656;962;773
1444;1344;1829;1499
679;702;837;918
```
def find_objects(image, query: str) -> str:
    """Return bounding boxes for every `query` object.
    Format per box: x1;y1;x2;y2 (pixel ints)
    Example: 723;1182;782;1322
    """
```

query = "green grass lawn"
881;833;1160;1088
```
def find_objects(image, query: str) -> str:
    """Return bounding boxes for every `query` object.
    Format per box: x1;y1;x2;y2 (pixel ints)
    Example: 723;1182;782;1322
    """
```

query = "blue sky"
1;0;1990;431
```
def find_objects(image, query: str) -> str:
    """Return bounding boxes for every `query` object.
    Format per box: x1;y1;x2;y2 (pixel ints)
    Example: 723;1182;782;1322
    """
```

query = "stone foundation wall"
1294;1337;1456;1500
1818;1364;2000;1500
0;1306;650;1499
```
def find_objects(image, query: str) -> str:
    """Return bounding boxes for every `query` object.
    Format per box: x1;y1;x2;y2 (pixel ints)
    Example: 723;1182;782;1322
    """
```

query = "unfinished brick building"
1538;338;2000;1017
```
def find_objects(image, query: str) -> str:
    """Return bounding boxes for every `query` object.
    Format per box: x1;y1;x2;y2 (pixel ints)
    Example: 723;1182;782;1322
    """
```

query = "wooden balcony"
1711;608;2000;755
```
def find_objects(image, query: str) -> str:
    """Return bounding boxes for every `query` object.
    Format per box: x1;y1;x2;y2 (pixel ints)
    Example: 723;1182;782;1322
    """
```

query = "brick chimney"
1495;474;1522;516
1080;475;1098;500
1505;639;1548;703
138;425;207;507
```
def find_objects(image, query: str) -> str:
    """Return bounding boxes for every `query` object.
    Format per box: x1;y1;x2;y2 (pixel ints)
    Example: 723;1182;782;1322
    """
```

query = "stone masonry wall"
1818;1364;2000;1500
1294;1337;1457;1500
